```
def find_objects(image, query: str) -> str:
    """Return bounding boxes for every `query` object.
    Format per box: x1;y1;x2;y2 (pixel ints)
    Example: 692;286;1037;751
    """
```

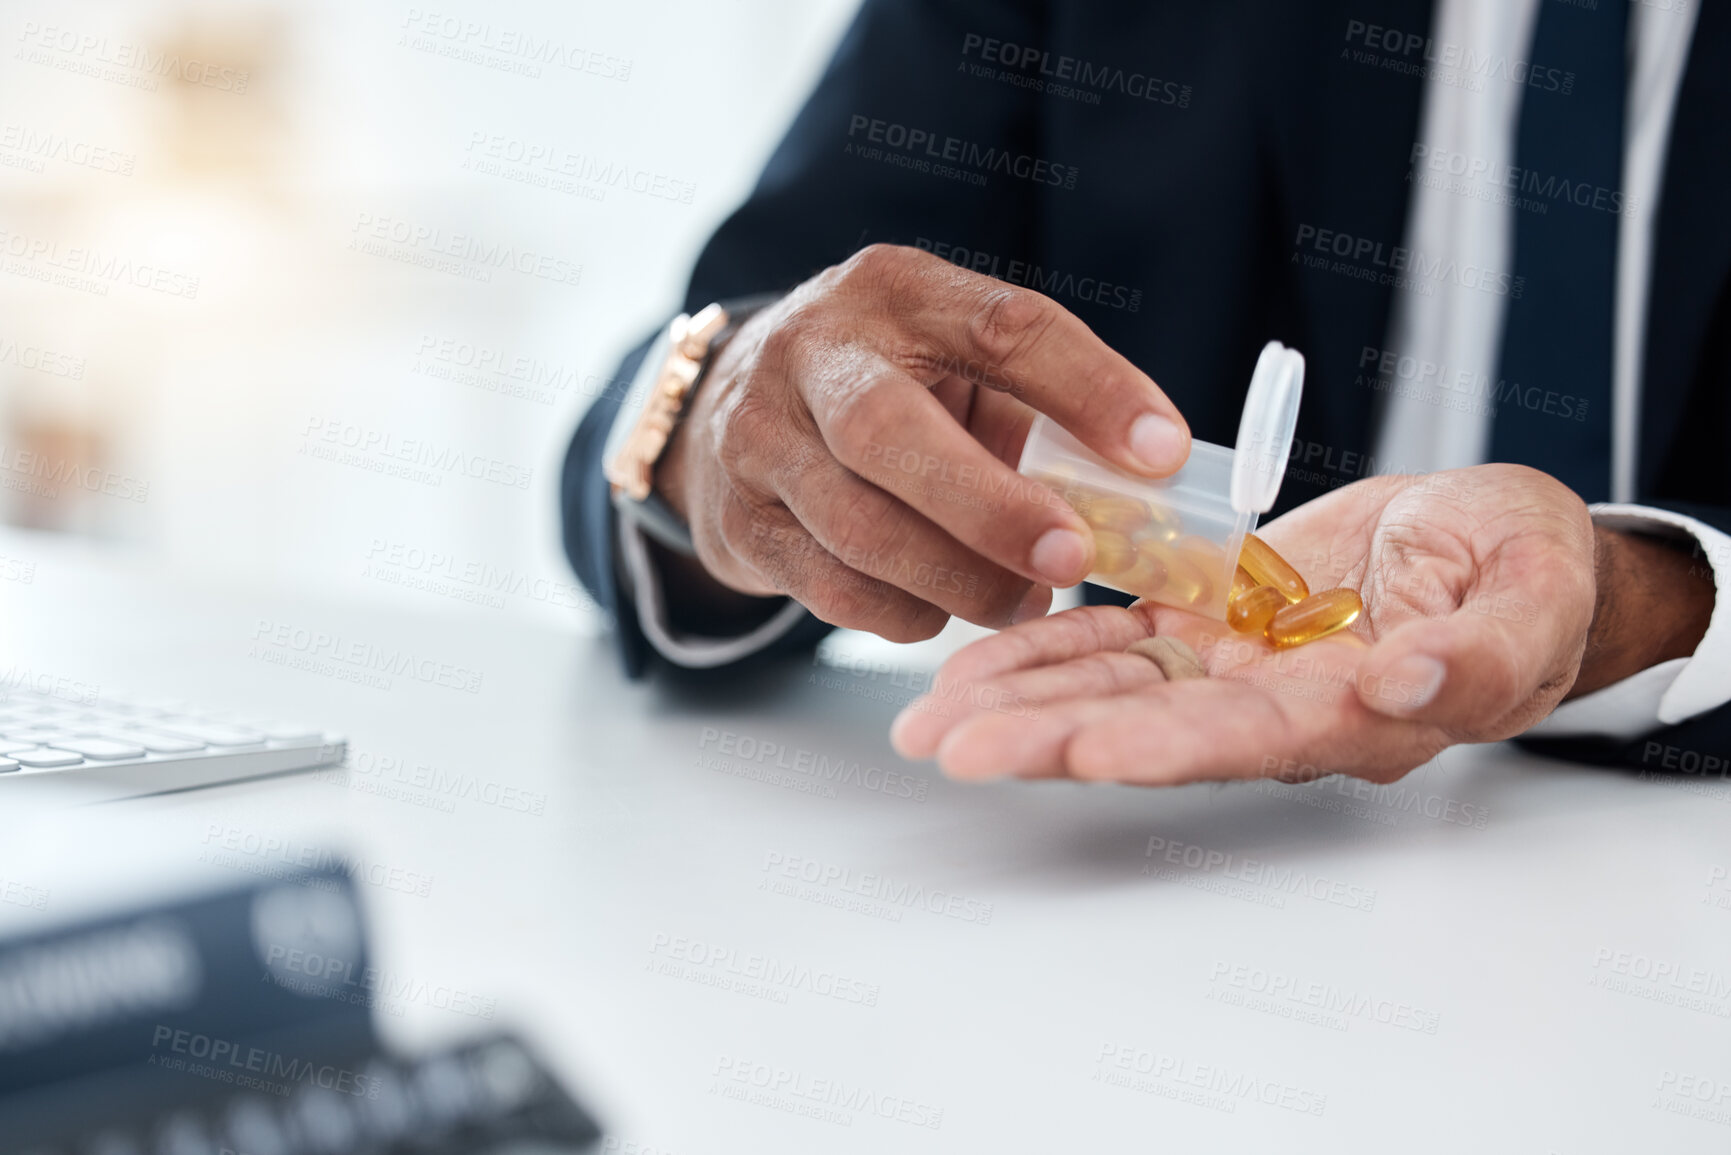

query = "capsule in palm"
1238;533;1309;604
1227;585;1286;634
1266;588;1363;649
1231;565;1259;602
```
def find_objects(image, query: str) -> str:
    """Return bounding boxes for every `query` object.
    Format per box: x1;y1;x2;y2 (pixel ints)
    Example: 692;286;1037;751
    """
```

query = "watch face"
602;327;674;470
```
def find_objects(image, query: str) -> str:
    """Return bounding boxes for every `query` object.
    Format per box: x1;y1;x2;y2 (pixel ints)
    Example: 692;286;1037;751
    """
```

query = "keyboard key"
0;740;36;755
0;760;17;773
47;737;147;760
111;731;206;754
153;723;265;747
259;723;320;742
131;698;191;715
6;733;81;748
10;748;85;767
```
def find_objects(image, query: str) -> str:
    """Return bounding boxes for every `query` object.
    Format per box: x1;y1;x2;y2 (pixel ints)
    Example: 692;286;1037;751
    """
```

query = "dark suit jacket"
562;0;1731;776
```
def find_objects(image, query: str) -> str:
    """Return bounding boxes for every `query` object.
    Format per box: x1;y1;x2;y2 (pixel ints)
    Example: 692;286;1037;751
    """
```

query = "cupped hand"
891;464;1599;785
655;244;1190;642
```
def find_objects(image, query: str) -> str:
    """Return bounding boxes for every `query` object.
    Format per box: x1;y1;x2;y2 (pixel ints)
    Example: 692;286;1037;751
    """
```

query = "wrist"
652;306;764;526
1568;524;1716;698
653;414;693;524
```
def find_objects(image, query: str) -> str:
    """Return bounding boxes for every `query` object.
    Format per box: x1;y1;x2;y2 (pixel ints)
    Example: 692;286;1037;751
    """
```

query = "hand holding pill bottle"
1019;341;1365;655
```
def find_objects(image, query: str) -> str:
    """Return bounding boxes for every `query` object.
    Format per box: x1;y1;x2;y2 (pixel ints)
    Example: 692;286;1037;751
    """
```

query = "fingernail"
1011;585;1052;625
1130;413;1186;473
1030;528;1088;585
1384;655;1446;713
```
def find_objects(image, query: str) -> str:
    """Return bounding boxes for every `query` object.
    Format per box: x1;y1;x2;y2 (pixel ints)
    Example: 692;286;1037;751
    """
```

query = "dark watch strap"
615;489;696;555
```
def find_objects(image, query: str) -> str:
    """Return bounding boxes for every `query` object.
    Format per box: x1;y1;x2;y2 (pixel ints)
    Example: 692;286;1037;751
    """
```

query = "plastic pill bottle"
1017;341;1304;620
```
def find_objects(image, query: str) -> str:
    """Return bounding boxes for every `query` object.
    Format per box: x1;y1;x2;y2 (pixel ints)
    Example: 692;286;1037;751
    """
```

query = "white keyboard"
0;688;344;801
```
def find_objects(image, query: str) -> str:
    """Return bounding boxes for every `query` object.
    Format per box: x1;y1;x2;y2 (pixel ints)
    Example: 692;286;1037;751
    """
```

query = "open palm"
891;465;1597;785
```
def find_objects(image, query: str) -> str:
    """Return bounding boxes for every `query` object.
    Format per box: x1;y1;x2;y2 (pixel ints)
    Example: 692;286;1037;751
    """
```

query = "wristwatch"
603;302;733;555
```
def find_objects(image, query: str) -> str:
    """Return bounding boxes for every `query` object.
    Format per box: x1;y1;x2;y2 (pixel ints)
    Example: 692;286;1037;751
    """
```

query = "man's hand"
653;244;1191;642
890;465;1715;785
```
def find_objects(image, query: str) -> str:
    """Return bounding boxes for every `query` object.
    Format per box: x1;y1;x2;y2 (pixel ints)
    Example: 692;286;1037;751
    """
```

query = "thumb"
1353;601;1578;738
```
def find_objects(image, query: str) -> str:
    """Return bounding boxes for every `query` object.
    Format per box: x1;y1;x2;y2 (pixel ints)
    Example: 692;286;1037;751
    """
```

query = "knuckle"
796;556;946;643
755;292;838;377
839;242;912;287
754;310;810;370
824;383;894;464
712;390;774;473
711;496;782;573
966;286;1054;367
764;438;830;494
826;484;907;566
800;575;878;632
714;494;762;552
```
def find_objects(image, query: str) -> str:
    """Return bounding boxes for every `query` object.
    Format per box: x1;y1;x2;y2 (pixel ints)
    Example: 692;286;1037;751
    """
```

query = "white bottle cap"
1230;341;1305;515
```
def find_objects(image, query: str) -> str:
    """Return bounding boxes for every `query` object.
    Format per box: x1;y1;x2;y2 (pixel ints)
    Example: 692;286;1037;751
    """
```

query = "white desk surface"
2;527;1729;1154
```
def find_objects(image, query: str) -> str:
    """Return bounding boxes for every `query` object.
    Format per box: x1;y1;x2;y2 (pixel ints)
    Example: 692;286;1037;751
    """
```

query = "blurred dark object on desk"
0;867;602;1155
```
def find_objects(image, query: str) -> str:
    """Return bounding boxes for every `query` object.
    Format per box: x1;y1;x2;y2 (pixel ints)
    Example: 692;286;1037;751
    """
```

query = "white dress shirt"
622;0;1731;741
1379;0;1731;738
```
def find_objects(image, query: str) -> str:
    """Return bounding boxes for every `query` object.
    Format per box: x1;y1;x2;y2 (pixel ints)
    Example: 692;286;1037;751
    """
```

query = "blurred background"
0;0;860;629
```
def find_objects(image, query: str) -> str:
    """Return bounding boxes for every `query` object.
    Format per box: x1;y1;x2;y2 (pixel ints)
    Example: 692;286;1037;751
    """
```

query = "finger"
771;454;1045;629
1352;603;1585;739
801;355;1097;588
931;678;1281;782
725;504;949;644
1353;562;1593;737
938;671;1425;786
891;647;1164;760
933;691;1140;781
855;245;1191;476
921;604;1156;690
961;385;1038;466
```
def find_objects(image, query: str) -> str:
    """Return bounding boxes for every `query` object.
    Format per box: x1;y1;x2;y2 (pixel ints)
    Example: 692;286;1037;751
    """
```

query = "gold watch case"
604;302;728;501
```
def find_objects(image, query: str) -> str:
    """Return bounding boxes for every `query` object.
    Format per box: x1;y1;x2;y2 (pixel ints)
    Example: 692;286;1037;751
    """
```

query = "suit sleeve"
1516;499;1731;780
561;0;1049;676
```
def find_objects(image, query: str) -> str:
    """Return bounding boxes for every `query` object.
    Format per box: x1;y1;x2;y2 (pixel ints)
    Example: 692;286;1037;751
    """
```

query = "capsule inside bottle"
1091;529;1137;575
1076;493;1151;535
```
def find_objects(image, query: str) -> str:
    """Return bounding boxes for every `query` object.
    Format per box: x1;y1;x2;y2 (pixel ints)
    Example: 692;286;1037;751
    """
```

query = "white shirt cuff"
616;516;809;669
1525;504;1731;740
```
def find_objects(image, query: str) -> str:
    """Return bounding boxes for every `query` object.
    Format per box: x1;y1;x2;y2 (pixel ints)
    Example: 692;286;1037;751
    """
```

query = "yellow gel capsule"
1175;535;1226;566
1227;585;1285;634
1170;536;1227;608
1238;533;1310;604
1231;565;1259;602
1092;529;1137;575
1076;493;1150;535
1158;548;1212;607
1266;588;1363;649
1118;545;1169;598
1141;502;1182;542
